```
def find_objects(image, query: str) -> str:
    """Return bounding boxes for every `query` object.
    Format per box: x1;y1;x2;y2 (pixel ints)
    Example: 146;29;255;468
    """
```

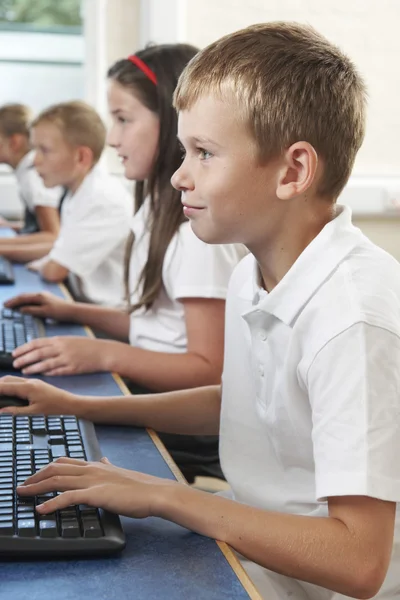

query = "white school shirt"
49;164;132;306
128;198;247;353
220;205;400;599
14;151;62;211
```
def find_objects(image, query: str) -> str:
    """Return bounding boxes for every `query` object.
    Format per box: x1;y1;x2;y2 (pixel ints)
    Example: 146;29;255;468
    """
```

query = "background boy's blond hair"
32;100;106;165
0;103;32;138
174;22;367;199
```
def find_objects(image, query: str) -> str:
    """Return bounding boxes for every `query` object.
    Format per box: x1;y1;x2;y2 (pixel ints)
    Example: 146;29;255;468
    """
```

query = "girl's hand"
5;291;72;321
17;457;179;519
12;336;104;376
0;376;82;415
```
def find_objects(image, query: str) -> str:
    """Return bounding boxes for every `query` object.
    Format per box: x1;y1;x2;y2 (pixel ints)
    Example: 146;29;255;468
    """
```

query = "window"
0;0;84;113
0;0;81;28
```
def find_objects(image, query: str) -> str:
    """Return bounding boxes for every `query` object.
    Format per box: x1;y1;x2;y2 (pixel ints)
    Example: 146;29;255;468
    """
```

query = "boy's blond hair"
174;22;366;199
32;100;106;165
0;103;32;138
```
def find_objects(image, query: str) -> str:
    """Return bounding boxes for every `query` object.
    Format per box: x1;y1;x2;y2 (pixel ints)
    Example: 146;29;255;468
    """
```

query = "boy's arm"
0;242;54;263
0;377;222;435
5;292;130;340
14;439;394;599
35;205;60;236
156;487;394;598
0;206;60;248
40;259;69;282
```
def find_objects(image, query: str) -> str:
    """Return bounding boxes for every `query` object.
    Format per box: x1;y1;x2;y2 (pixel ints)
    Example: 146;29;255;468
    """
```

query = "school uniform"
128;197;247;480
14;150;62;233
49;164;132;306
220;205;400;599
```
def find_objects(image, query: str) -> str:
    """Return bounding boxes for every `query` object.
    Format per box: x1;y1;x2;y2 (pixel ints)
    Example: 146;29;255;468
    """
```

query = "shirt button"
259;365;264;377
258;331;267;341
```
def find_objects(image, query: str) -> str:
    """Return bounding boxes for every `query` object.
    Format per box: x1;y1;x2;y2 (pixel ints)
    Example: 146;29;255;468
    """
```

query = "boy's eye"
198;148;212;160
118;116;127;124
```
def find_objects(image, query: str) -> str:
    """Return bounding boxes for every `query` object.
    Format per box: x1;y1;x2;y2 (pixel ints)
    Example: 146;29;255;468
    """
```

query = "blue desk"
0;264;260;600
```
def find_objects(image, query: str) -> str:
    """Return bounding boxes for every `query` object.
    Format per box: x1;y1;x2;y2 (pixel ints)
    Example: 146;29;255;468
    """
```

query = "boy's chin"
189;221;234;246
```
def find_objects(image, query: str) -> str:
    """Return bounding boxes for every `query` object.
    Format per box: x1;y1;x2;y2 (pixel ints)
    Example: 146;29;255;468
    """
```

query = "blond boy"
2;23;400;599
26;101;132;306
0;103;62;260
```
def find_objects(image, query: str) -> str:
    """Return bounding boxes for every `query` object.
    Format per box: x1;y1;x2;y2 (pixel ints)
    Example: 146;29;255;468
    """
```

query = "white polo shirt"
220;205;400;599
49;164;132;306
14;151;62;211
128;198;247;353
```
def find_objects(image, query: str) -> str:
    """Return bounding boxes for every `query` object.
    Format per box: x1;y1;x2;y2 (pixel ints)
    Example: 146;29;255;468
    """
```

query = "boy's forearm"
78;385;221;435
102;341;222;392
0;242;53;262
155;487;387;599
0;232;56;246
65;303;130;341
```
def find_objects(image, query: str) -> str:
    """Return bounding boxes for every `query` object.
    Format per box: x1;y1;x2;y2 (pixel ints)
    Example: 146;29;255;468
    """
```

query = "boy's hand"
26;258;46;272
17;457;179;519
5;291;73;321
0;376;81;415
12;336;104;376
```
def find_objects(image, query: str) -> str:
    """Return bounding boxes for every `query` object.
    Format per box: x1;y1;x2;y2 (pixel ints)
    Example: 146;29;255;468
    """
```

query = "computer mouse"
0;395;29;409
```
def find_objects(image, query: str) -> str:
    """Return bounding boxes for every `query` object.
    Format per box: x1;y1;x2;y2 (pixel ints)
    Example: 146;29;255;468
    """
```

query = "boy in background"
0;103;62;261
25;101;132;306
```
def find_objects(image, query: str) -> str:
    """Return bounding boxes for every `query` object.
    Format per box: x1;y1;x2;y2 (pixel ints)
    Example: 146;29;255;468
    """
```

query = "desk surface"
0;263;260;600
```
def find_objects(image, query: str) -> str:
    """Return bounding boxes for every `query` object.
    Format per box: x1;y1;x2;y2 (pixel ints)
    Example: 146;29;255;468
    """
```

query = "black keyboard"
0;308;45;369
0;414;126;558
0;257;14;285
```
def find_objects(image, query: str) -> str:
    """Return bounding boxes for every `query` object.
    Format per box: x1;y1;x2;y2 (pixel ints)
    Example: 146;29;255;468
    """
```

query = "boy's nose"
171;164;193;192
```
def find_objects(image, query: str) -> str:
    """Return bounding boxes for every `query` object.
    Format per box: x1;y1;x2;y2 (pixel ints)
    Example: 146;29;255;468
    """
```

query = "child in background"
21;100;132;306
6;44;245;481
0;103;62;261
3;23;400;599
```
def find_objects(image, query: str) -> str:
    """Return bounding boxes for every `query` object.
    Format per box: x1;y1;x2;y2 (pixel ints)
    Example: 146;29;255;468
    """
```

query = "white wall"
184;0;400;178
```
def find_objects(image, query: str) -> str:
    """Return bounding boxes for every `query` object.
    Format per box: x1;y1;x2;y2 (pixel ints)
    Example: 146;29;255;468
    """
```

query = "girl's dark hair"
107;43;199;312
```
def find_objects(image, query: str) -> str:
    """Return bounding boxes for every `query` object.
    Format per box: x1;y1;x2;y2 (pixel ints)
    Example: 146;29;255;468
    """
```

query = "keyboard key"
17;519;36;537
82;519;103;538
0;521;13;535
61;519;81;538
51;446;67;458
39;519;58;538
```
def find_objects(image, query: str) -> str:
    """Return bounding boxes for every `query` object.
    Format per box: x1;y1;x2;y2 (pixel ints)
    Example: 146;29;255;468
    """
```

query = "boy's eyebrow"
178;135;221;148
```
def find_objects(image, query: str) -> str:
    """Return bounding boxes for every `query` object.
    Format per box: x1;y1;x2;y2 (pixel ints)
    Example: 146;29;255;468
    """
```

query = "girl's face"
107;79;160;181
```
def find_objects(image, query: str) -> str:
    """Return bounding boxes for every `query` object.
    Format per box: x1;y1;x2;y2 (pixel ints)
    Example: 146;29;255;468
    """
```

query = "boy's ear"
76;145;94;169
276;141;318;200
9;133;27;153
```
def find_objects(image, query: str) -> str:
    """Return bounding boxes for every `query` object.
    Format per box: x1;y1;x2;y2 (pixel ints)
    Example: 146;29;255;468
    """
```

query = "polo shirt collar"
244;205;363;326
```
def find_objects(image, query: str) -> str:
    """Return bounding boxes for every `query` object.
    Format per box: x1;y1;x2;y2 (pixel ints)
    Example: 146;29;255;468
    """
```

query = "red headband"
127;55;157;85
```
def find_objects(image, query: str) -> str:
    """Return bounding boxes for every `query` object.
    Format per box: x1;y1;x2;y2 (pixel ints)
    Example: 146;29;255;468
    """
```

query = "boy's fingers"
20;460;89;487
17;475;88;497
0;405;33;416
36;490;88;514
4;293;41;308
0;379;30;398
21;358;63;375
0;375;28;385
